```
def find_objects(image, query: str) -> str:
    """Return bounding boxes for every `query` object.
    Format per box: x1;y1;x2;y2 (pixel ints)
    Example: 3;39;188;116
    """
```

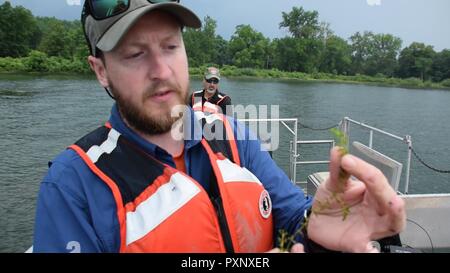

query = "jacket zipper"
212;195;235;253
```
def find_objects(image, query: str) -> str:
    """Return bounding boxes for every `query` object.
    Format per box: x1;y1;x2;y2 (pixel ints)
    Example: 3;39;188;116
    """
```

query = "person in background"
190;67;232;116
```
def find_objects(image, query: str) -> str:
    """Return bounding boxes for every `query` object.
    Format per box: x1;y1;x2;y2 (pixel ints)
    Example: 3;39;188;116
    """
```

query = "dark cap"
82;0;201;56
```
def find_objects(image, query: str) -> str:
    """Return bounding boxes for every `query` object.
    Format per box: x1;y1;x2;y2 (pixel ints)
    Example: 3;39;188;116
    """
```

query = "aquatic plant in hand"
277;128;351;251
311;127;351;220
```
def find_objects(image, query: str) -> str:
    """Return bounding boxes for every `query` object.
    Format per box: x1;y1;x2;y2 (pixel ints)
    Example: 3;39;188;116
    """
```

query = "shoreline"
1;69;449;91
189;67;450;91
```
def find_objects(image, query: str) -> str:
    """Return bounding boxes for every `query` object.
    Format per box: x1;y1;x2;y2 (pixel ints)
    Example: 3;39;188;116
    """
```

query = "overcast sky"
2;0;449;51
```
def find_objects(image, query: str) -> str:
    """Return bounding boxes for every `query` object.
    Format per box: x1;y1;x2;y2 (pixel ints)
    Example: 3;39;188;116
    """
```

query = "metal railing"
295;140;335;165
340;117;413;194
293;139;335;191
238;117;413;194
237;118;298;183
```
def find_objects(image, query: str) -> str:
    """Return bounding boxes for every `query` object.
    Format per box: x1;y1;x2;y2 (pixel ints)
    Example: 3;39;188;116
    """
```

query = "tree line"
1;2;449;86
184;7;449;84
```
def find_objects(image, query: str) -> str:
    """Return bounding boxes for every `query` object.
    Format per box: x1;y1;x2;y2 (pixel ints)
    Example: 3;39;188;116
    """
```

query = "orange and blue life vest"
69;114;273;252
191;90;230;115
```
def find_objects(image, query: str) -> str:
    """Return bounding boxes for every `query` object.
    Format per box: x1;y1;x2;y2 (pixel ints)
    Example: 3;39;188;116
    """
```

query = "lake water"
1;73;450;252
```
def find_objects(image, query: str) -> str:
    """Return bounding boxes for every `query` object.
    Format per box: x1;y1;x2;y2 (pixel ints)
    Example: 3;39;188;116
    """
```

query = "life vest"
191;90;229;115
68;114;273;253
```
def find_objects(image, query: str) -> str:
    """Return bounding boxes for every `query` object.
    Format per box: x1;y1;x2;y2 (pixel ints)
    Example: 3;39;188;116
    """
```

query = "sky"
1;0;449;51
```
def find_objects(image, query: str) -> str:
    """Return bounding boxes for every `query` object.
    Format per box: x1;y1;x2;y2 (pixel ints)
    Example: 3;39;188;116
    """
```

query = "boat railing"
238;116;413;194
237;118;299;183
236;117;450;252
293;139;335;191
340;117;413;194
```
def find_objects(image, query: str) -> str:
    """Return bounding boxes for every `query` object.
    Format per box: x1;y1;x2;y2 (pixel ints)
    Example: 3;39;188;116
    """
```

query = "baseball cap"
204;67;221;81
82;0;201;56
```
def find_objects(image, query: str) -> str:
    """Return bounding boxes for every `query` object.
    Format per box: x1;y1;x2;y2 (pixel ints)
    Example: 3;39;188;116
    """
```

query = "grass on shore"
190;66;450;91
1;55;449;91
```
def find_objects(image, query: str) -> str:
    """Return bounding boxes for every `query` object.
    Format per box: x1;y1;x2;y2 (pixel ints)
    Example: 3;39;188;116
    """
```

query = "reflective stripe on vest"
69;116;273;252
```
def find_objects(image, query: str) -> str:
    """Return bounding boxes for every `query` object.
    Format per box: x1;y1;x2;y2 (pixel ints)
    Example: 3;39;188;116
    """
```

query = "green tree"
214;35;231;66
265;40;277;70
183;28;204;67
431;49;450;82
228;25;270;68
318;22;334;42
397;42;436;81
272;37;321;73
35;17;88;60
272;38;300;72
0;1;41;57
350;31;402;76
319;35;351;75
349;31;371;75
183;16;222;67
279;6;320;39
66;21;90;59
371;34;402;76
276;6;324;73
38;20;71;58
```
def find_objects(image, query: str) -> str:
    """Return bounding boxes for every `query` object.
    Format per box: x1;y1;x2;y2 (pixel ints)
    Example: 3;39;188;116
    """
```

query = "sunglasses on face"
205;78;219;84
85;0;180;20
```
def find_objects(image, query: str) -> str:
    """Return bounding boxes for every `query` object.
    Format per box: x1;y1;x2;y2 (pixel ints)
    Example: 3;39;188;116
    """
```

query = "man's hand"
307;147;406;253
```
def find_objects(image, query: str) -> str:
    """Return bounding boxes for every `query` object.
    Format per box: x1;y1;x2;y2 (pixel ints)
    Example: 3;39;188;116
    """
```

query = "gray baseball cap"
205;67;221;80
82;0;201;56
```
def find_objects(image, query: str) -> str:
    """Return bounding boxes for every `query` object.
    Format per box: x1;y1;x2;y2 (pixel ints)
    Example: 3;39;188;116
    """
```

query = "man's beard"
111;80;189;135
206;87;216;94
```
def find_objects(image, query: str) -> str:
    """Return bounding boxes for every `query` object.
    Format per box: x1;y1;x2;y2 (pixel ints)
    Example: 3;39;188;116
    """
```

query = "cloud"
366;0;381;6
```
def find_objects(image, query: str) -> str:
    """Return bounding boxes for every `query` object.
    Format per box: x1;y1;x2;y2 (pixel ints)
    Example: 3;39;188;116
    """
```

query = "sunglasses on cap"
205;78;219;84
85;0;180;20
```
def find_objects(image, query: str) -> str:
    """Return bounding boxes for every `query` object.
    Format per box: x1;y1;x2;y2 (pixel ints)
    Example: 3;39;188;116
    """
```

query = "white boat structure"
240;116;450;253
